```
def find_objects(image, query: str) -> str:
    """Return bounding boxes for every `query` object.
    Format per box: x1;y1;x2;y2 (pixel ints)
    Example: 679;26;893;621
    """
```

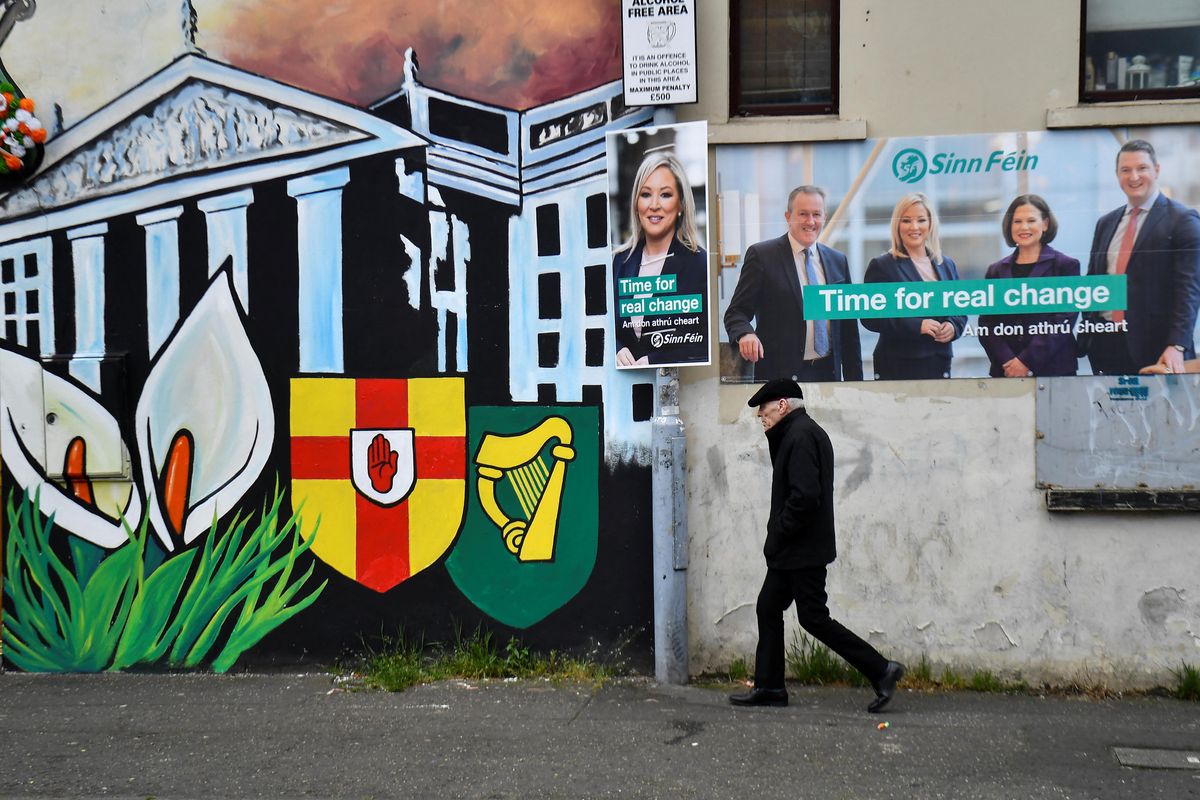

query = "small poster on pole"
621;0;697;107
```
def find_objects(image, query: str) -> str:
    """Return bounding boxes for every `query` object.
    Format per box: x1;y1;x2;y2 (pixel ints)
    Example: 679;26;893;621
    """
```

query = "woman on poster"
978;194;1081;377
862;192;966;379
612;150;708;367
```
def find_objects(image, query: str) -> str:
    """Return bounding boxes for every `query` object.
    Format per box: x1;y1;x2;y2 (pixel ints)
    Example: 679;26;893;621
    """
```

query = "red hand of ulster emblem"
367;432;399;493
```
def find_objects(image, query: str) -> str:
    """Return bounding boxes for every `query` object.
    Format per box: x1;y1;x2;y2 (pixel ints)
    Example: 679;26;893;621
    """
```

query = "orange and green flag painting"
289;378;466;592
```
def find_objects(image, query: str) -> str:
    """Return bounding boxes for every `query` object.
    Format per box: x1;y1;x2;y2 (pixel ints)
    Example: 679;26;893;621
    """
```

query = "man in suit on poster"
1078;139;1200;375
724;186;863;383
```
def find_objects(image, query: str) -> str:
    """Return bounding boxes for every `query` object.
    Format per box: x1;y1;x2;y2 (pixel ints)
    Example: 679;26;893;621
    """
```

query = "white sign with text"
621;0;697;106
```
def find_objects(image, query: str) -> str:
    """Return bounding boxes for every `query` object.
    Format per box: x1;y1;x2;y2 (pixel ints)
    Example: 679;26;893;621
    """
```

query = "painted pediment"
0;56;422;220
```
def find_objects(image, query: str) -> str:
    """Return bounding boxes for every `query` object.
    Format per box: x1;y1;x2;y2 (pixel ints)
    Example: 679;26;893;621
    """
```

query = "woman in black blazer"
978;194;1081;377
612;150;708;367
862;192;966;379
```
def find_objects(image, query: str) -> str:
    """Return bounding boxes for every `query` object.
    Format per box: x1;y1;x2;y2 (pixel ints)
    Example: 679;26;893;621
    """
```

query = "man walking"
730;379;904;713
724;186;863;383
1079;139;1200;375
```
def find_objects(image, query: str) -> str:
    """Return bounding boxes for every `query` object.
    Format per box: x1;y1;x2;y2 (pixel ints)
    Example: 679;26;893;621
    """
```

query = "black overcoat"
763;407;836;569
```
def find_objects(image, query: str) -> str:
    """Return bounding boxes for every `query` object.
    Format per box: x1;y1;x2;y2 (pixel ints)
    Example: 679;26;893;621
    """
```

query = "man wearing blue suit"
1080;139;1200;375
724;186;863;383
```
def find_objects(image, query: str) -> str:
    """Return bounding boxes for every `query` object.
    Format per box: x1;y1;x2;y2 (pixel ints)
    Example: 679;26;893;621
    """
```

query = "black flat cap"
747;378;804;407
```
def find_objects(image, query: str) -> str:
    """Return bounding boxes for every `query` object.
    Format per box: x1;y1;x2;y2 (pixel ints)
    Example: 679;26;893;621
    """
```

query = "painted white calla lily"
135;272;274;551
0;349;141;548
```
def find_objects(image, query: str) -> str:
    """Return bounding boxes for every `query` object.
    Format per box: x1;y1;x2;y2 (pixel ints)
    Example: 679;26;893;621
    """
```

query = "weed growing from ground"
1171;662;1200;701
728;657;750;682
785;633;869;687
346;624;626;692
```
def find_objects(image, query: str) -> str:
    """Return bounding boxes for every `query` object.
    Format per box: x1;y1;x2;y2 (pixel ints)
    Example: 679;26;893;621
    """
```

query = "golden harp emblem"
473;416;575;562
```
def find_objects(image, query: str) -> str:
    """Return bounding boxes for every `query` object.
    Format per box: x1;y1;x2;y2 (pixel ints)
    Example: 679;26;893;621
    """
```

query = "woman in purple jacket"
979;194;1081;377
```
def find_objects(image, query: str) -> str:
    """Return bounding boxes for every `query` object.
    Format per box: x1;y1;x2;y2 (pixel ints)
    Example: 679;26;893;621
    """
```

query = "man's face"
785;192;825;249
1116;150;1160;207
756;398;789;432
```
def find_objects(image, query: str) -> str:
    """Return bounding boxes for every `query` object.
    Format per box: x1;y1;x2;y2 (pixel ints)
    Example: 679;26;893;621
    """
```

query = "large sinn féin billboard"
716;126;1200;384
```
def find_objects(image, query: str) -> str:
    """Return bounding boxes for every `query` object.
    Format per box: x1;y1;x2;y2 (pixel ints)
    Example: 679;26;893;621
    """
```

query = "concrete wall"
680;0;1200;686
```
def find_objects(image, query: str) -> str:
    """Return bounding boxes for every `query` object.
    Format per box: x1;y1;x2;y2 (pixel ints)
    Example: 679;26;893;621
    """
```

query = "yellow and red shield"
289;378;465;592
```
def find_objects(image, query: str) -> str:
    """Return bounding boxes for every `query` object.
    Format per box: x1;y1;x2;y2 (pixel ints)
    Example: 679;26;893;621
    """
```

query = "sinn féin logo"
892;148;928;184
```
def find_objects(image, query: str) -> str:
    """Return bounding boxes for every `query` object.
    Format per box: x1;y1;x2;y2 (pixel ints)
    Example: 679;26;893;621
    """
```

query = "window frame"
1078;0;1200;104
729;0;840;118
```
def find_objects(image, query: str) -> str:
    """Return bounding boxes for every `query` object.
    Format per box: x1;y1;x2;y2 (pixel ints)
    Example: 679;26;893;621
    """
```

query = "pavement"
2;672;1199;799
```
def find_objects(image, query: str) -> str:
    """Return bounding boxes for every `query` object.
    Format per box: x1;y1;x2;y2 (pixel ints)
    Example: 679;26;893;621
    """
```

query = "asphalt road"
1;673;1198;799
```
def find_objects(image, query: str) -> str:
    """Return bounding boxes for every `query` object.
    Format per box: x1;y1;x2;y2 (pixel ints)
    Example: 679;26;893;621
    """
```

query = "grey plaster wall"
684;380;1200;687
680;0;1200;689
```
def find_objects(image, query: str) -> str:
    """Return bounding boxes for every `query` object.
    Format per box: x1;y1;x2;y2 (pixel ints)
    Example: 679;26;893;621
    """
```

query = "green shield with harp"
445;405;599;629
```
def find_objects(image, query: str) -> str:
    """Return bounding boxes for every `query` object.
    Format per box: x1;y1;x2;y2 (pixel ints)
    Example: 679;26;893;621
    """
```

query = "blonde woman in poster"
612;150;708;367
978;194;1081;377
862;192;967;379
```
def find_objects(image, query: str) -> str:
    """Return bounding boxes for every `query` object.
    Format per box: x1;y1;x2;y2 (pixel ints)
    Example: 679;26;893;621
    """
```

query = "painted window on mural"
1080;0;1200;103
0;238;53;355
730;0;838;116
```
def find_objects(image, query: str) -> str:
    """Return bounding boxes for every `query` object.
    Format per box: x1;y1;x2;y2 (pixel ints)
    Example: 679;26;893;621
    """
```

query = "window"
0;238;54;355
427;97;510;155
631;383;654;422
584;264;607;316
536;204;561;257
538;332;559;368
586;193;608;249
538;272;562;319
730;0;838;116
585;328;604;367
1080;0;1200;103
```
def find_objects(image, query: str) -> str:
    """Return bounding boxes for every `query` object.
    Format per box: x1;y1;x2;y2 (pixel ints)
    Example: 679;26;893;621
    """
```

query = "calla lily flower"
135;272;274;550
0;270;273;552
0;349;141;548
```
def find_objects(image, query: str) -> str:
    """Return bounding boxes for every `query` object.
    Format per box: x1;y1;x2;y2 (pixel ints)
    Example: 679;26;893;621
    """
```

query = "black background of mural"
250;460;653;671
2;152;654;671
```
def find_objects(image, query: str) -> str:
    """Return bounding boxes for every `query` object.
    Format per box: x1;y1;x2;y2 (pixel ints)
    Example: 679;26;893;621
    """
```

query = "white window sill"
1047;98;1200;128
707;116;867;144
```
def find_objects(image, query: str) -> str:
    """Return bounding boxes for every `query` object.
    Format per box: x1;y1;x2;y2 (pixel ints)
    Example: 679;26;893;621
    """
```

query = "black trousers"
1086;331;1138;375
873;354;951;380
753;566;889;689
792;356;836;383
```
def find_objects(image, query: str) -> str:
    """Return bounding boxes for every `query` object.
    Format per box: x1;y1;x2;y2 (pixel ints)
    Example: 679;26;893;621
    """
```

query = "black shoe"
867;661;905;713
729;687;788;707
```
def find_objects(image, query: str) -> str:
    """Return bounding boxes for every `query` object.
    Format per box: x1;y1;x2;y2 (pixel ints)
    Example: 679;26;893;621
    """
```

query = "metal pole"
652;366;688;684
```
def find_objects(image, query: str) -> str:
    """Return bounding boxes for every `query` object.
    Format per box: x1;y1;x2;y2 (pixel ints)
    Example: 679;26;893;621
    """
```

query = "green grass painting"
2;485;326;673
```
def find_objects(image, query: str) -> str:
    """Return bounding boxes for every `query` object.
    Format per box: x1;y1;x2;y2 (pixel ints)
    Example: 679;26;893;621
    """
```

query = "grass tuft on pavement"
1171;662;1200;701
728;644;1198;700
343;625;624;692
785;633;869;687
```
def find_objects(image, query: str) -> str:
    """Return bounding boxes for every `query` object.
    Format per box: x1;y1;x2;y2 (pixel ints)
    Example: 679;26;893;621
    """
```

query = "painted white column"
136;205;184;357
288;167;349;374
66;222;108;390
197;188;254;311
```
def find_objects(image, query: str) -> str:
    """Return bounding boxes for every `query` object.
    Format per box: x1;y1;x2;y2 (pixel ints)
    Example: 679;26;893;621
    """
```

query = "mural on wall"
446;406;598;629
0;0;655;672
290;378;466;593
1;270;326;672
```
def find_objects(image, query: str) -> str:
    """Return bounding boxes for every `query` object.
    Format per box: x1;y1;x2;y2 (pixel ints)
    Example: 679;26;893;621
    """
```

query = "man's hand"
738;332;765;362
1155;346;1186;374
368;433;399;493
617;347;637;367
1002;357;1031;377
